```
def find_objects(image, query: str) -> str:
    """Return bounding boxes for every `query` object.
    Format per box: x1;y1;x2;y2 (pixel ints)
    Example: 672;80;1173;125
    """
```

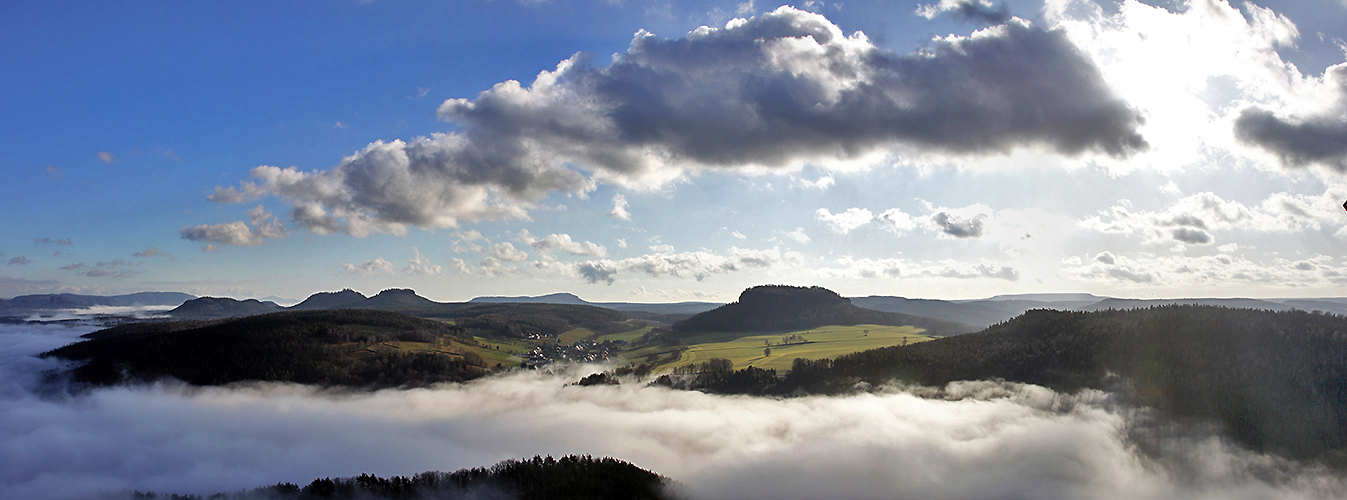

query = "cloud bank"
1235;64;1347;171
210;6;1143;237
4;324;1344;500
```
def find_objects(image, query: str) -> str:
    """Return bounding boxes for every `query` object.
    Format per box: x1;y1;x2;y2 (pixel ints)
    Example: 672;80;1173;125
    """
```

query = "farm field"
660;324;935;372
595;326;653;343
558;328;595;345
364;337;522;368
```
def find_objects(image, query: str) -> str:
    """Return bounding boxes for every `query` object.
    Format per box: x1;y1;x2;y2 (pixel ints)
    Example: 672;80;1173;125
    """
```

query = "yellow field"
558;328;595;345
659;324;934;372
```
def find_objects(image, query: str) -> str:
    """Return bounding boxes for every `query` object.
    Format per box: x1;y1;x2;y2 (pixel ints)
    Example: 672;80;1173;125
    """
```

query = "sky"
4;0;1347;303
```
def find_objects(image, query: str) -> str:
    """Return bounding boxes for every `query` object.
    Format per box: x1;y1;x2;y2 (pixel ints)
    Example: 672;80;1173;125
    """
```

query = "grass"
595;326;653;343
657;324;935;372
558;328;595;345
364;336;523;368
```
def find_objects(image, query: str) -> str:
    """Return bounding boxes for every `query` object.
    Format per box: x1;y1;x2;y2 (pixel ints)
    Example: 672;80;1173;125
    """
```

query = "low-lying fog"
3;321;1344;500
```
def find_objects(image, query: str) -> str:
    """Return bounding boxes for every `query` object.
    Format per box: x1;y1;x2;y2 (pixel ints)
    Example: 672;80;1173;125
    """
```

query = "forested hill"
684;305;1347;460
43;309;486;388
166;289;632;337
119;455;672;500
672;285;977;336
168;296;283;318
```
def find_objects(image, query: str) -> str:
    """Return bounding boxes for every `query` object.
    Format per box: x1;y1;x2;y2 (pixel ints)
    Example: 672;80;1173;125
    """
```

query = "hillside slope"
168;297;283;319
4;292;195;310
685;305;1347;460
44;309;484;387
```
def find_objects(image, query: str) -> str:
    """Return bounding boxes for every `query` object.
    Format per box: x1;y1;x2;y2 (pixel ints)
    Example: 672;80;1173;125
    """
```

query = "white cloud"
875;208;918;233
608;194;631;220
180;206;287;251
340;258;395;277
1078;190;1347;245
487;242;530;263
784;227;811;243
816;207;874;234
1062;251;1347;290
96;151;117;164
1045;0;1347;175
794;174;835;190
821;256;1019;281
210;6;1144;236
573;246;799;284
246;205;288;239
403;247;442;276
520;230;607;258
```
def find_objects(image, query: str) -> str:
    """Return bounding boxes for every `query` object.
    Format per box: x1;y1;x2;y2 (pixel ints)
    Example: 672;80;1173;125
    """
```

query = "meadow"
657;324;935;372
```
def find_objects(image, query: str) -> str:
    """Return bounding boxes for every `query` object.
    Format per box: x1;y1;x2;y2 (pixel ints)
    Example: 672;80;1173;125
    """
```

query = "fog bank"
1;323;1342;500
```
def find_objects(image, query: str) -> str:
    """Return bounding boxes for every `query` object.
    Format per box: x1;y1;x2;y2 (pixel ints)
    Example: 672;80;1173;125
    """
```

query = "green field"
659;324;935;372
365;337;522;368
595;326;653;343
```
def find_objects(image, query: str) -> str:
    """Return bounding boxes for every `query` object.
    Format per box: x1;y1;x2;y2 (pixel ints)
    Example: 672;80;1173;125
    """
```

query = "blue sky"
3;0;1347;303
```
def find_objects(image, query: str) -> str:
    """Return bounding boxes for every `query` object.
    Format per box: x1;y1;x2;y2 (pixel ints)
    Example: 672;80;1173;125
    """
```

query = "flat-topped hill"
289;288;367;310
671;285;975;336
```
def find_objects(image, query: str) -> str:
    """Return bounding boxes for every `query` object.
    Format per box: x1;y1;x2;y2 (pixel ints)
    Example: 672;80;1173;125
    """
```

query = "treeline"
660;306;1347;461
107;455;672;499
671;285;975;336
44;310;486;388
443;303;629;338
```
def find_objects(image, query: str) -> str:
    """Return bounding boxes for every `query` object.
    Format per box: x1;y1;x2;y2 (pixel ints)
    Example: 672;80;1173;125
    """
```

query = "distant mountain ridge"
2;292;196;310
470;292;721;315
163;286;1347;325
851;294;1347;328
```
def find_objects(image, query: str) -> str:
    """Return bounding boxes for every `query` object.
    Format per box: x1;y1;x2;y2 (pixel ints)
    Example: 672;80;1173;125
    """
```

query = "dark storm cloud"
1164;214;1207;229
920;0;1012;25
440;7;1145;174
212;6;1144;236
1171;227;1213;244
1234;64;1347;171
1095;251;1116;265
931;212;986;238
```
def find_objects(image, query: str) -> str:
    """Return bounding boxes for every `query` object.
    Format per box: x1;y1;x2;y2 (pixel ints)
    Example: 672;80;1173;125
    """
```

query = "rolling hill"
471;292;722;315
2;292;196;310
167;297;283;319
43;309;485;387
674;305;1347;461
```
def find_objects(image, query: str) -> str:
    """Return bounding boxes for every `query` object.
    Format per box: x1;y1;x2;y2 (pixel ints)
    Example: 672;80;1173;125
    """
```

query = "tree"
764;347;771;357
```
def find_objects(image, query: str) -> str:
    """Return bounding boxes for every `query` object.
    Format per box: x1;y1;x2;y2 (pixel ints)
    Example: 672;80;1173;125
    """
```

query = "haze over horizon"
5;0;1347;303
